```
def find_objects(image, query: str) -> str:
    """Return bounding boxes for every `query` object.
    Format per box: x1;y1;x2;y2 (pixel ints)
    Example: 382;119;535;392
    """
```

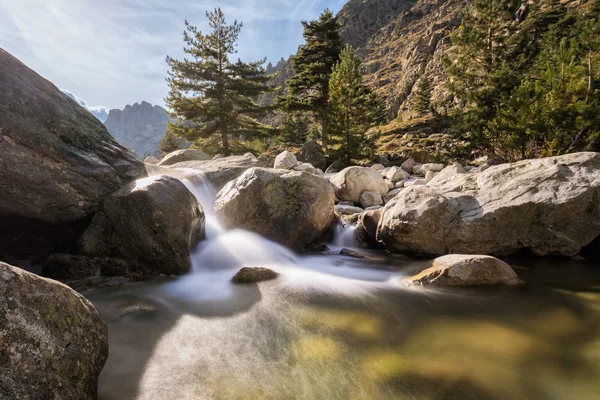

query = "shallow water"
91;253;600;400
95;169;600;399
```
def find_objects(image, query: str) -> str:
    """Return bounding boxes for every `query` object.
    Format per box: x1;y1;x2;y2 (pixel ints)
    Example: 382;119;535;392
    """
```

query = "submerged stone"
231;267;279;284
404;254;523;287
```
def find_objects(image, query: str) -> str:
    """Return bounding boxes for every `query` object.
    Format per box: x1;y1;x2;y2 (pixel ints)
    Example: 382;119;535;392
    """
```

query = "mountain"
104;101;169;158
60;89;109;122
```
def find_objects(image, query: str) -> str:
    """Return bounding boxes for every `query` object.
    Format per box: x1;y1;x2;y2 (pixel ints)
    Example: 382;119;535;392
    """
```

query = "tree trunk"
221;131;230;155
321;118;329;153
586;48;593;104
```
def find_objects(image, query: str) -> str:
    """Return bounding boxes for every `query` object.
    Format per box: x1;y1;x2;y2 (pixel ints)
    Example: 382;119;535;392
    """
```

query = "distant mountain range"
60;89;109;122
104;101;169;158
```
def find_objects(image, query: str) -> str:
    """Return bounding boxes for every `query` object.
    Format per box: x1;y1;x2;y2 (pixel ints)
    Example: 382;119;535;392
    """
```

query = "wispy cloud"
0;0;346;110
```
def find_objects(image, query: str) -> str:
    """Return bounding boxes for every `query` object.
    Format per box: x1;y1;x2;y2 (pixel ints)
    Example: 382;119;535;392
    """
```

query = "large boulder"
81;175;205;278
274;150;298;170
0;48;145;264
404;255;523;287
296;141;326;170
0;261;108;399
330;167;389;204
215;168;335;251
356;208;383;248
158;149;210;166
378;153;600;257
165;154;259;190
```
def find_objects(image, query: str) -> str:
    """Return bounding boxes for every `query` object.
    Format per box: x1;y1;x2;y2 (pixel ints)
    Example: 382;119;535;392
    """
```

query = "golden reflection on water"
96;279;600;400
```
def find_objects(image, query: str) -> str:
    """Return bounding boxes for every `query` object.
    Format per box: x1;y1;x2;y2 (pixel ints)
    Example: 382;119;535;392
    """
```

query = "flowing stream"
91;170;600;400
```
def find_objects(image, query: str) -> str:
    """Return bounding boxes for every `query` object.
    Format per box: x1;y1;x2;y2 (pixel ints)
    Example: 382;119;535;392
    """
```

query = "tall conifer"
165;9;271;155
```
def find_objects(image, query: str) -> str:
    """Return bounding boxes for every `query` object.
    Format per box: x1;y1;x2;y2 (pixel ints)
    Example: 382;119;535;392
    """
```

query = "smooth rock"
144;156;160;164
371;164;385;171
274;150;298;170
335;205;365;215
166;154;259;190
0;262;108;399
325;160;344;174
82;175;205;278
356;208;382;248
383;188;403;203
294;162;316;174
385;166;411;183
401;158;416;173
338;201;355;206
384;179;394;190
158;149;210;166
378;153;600;257
359;190;384;208
403;179;427;187
296;141;326;170
427;163;465;186
215;168;335;251
231;267;279;283
413;163;445;176
404;255;523;287
0;49;145;263
330;167;389;204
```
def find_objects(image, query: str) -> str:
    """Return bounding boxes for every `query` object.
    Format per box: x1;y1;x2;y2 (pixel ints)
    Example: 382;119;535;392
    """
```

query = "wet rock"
359;190;384;208
274;150;298;170
166;154;259;190
82;175;205;278
42;253;99;279
158;149;210;166
232;267;279;283
404;255;523;287
356;208;382;248
296;141;326;170
335;205;364;215
0;261;108;399
330;166;389;204
378;153;600;257
215;168;335;251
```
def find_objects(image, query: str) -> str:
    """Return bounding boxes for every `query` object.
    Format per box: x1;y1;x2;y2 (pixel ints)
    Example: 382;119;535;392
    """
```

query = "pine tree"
278;112;309;147
328;46;387;165
165;9;272;155
444;0;523;141
413;76;433;117
280;9;343;152
159;130;183;155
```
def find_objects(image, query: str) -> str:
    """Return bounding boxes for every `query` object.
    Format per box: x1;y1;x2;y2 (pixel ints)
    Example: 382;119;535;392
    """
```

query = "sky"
0;0;345;111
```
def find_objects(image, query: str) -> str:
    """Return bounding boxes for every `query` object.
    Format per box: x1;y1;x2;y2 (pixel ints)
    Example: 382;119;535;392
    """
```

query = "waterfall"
332;221;358;248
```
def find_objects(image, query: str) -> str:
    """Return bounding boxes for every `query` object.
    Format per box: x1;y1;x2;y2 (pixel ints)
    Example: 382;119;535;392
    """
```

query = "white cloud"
0;0;346;110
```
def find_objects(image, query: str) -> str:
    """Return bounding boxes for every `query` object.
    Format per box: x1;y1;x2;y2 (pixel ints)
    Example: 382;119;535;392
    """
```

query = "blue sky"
0;0;345;111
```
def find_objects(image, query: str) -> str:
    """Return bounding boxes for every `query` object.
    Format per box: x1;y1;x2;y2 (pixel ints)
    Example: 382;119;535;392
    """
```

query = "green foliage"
277;112;310;147
486;3;600;159
165;9;272;155
413;77;433;117
446;0;600;160
158;129;184;155
279;9;343;151
328;46;387;165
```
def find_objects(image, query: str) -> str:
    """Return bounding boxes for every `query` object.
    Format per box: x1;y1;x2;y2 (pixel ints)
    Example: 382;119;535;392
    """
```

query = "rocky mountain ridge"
104;101;169;158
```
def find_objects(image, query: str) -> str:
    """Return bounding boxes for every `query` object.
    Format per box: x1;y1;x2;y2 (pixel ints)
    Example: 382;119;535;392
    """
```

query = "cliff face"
338;0;466;119
104;101;169;157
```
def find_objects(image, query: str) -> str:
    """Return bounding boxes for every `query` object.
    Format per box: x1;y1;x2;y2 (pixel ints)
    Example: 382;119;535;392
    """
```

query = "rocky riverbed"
2;46;600;399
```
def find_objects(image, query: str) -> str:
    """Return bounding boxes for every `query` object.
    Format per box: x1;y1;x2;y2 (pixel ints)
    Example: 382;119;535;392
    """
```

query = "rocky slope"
104;101;169;158
0;47;145;267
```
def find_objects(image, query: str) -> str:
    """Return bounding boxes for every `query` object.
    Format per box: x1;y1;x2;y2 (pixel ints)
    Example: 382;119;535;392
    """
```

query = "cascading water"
95;169;600;400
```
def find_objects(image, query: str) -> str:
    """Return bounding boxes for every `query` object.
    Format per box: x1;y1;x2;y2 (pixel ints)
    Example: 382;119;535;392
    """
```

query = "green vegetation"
165;8;272;155
278;9;344;152
446;0;600;160
328;46;387;165
158;130;184;155
413;76;433;117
